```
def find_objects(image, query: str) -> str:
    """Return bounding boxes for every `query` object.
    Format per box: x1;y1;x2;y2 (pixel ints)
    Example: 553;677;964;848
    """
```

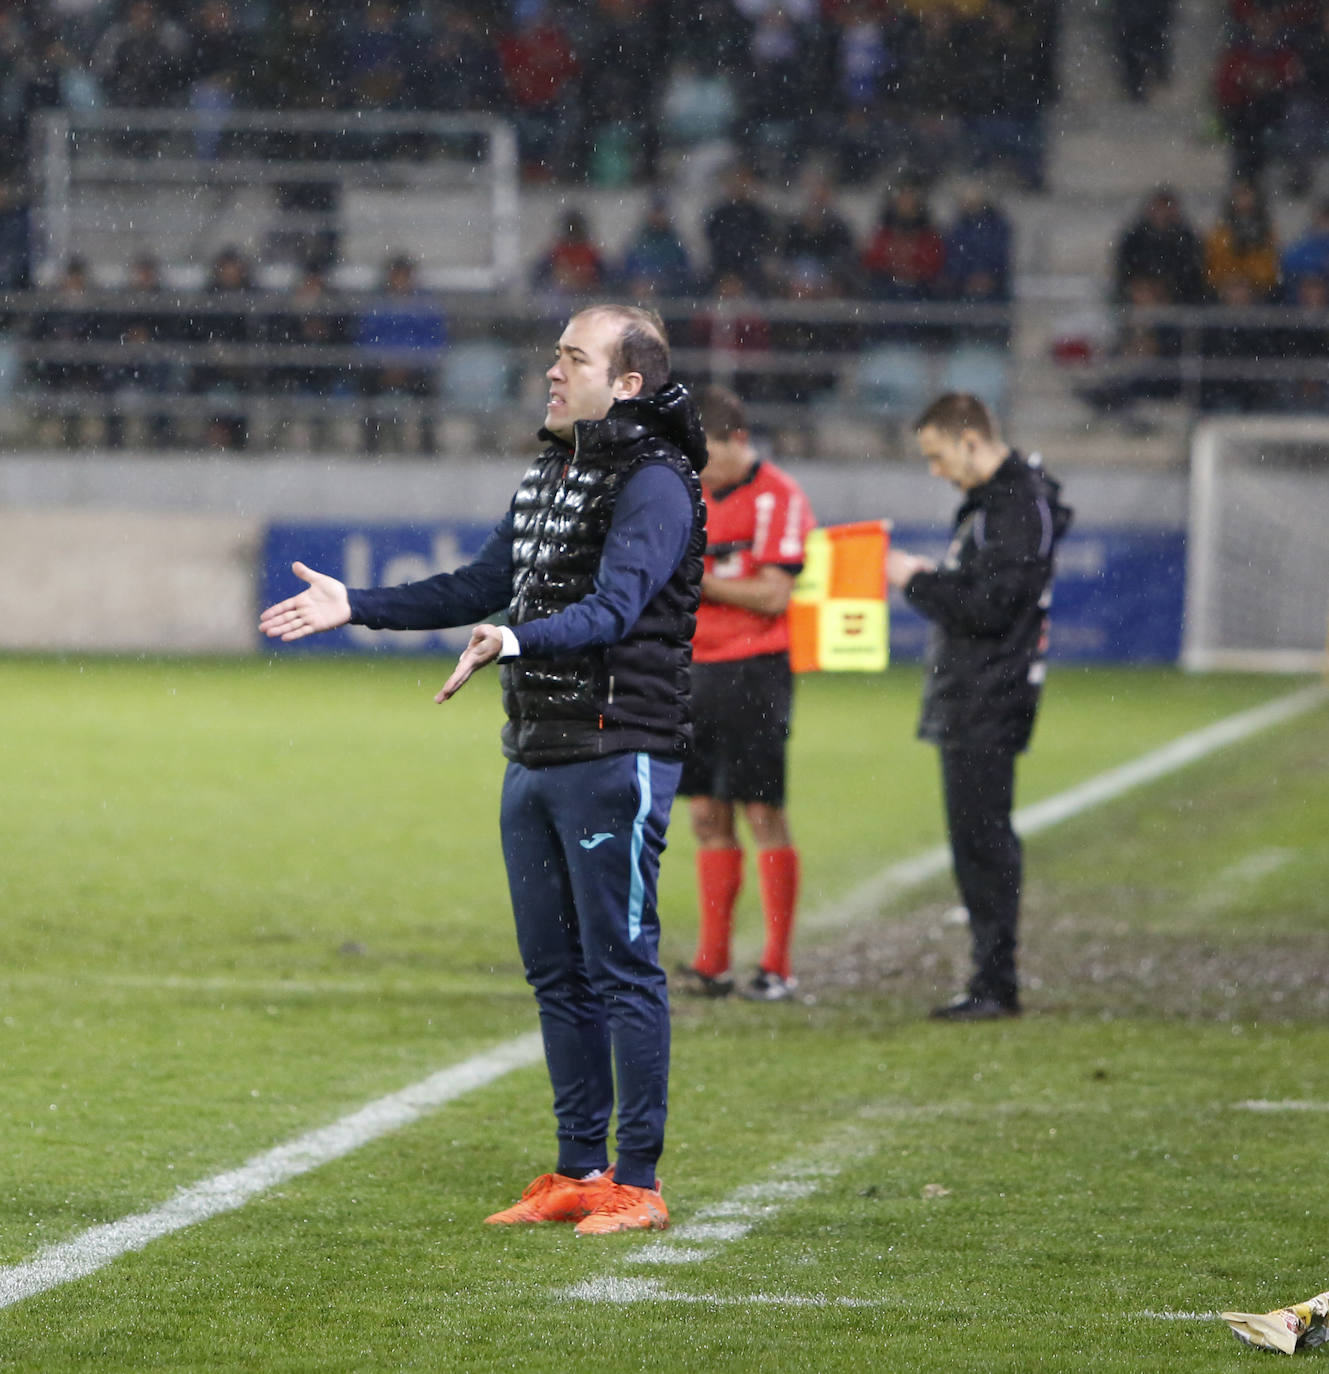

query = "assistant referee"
676;385;814;1002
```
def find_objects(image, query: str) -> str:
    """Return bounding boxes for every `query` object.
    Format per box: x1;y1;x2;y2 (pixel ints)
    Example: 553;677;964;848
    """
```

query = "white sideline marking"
579;1140;852;1292
568;1287;1214;1315
5;686;1324;1313
563;1276;885;1308
628;1247;715;1265
810;683;1329;930
1215;847;1294;887
2;972;527;998
670;1221;752;1243
0;1033;543;1311
1239;1099;1329;1112
1195;846;1295;916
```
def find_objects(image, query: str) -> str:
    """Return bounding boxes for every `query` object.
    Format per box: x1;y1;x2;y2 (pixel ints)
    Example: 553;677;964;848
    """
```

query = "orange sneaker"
573;1181;669;1236
483;1169;615;1225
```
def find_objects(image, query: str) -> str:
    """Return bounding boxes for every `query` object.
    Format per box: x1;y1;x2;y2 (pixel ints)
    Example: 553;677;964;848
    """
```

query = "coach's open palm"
436;624;503;702
259;561;352;641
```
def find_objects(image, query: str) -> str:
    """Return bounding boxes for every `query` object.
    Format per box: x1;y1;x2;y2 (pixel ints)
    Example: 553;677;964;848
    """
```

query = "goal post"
1183;417;1329;673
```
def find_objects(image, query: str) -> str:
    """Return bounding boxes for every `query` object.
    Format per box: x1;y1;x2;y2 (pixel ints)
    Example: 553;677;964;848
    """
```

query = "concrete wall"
0;509;259;652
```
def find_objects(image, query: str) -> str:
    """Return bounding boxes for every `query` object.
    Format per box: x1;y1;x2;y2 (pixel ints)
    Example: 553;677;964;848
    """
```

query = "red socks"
694;845;801;981
757;846;799;981
693;846;743;976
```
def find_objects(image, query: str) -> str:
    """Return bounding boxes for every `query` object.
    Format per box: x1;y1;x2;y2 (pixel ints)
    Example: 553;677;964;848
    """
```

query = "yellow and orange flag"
788;520;891;673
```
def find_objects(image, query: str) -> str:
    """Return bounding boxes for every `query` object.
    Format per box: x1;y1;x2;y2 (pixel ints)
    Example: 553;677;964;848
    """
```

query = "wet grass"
1;655;1326;1370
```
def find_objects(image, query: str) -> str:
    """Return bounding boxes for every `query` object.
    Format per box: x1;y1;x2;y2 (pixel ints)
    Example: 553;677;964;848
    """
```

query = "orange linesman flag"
788;519;891;673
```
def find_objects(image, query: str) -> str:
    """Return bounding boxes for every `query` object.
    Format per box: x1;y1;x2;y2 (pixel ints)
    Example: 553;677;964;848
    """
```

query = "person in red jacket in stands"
861;183;946;302
1214;9;1301;182
497;4;580;178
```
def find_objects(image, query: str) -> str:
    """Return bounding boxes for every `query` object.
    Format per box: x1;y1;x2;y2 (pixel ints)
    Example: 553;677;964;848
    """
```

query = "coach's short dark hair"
697;384;747;441
574;304;671;396
914;392;996;441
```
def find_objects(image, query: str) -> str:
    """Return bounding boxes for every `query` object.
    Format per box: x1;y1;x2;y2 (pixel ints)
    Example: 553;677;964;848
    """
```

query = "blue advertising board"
262;520;497;654
888;524;1185;663
261;521;1187;664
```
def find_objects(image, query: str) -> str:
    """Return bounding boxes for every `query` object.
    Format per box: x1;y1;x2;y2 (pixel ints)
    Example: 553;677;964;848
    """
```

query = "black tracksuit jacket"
904;451;1073;753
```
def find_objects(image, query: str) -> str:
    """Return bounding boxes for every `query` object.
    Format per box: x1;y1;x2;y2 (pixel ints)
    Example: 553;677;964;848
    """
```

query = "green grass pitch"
2;654;1328;1371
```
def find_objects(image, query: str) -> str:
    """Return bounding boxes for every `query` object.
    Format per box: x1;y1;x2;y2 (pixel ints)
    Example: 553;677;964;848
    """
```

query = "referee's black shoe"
929;994;1021;1022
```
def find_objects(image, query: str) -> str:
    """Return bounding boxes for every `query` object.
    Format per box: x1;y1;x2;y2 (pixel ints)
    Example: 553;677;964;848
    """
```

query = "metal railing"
6;288;1327;453
0;291;1016;451
35;110;521;290
1068;302;1329;412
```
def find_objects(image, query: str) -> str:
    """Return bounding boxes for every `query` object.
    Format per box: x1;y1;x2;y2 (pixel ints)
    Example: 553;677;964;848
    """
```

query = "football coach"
260;304;706;1235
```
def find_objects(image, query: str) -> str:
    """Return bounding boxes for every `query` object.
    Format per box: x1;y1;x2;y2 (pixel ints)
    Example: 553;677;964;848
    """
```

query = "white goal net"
1183;418;1329;673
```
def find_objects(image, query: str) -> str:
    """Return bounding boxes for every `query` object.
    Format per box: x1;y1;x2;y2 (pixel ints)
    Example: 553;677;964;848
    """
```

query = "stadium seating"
940;344;1011;418
442;341;513;413
852;344;933;418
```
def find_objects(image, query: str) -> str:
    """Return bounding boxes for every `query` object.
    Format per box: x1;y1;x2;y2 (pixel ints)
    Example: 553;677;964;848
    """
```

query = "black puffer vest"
500;382;708;767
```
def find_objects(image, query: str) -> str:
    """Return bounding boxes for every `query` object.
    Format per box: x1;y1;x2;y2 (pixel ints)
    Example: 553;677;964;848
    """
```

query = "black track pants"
940;744;1022;1005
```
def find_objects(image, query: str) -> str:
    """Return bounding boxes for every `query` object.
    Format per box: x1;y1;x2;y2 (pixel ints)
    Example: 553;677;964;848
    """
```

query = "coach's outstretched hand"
259;561;353;641
436;624;504;702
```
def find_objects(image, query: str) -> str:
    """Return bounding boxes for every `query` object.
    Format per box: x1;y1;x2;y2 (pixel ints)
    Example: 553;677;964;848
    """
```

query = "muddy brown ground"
797;893;1329;1023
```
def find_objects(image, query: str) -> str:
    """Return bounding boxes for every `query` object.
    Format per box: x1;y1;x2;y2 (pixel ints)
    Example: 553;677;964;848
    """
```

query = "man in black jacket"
1112;186;1207;305
887;393;1071;1021
260;305;706;1233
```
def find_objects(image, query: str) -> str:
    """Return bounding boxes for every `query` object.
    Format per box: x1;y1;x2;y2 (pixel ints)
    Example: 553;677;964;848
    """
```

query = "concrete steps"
1049;118;1228;201
998;0;1232;465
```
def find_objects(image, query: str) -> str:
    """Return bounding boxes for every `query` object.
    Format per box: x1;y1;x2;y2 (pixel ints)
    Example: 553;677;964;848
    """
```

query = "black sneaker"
674;965;734;998
929;994;1021;1022
738;969;798;1002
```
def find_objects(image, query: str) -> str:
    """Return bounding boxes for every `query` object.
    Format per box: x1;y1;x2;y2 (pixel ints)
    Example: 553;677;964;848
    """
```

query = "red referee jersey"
693;459;815;664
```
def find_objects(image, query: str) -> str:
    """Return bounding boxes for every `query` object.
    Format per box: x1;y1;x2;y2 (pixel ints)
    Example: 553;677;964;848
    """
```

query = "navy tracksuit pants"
500;750;680;1191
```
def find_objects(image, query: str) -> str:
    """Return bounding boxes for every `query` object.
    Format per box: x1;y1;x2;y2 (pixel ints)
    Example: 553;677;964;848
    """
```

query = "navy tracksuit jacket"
347;462;694;1188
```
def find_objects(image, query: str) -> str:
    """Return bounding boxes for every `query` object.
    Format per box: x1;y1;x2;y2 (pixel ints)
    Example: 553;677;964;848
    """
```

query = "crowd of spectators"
532;170;1012;308
23;246;449;451
1080;179;1329;424
5;0;1329;447
0;0;1060;191
0;0;1057;440
24;161;1329;449
523;170;1015;403
1108;0;1329;197
21;164;1014;446
1212;0;1329;193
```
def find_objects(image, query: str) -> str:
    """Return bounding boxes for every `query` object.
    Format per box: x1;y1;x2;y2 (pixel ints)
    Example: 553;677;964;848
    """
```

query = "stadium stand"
0;0;1325;462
